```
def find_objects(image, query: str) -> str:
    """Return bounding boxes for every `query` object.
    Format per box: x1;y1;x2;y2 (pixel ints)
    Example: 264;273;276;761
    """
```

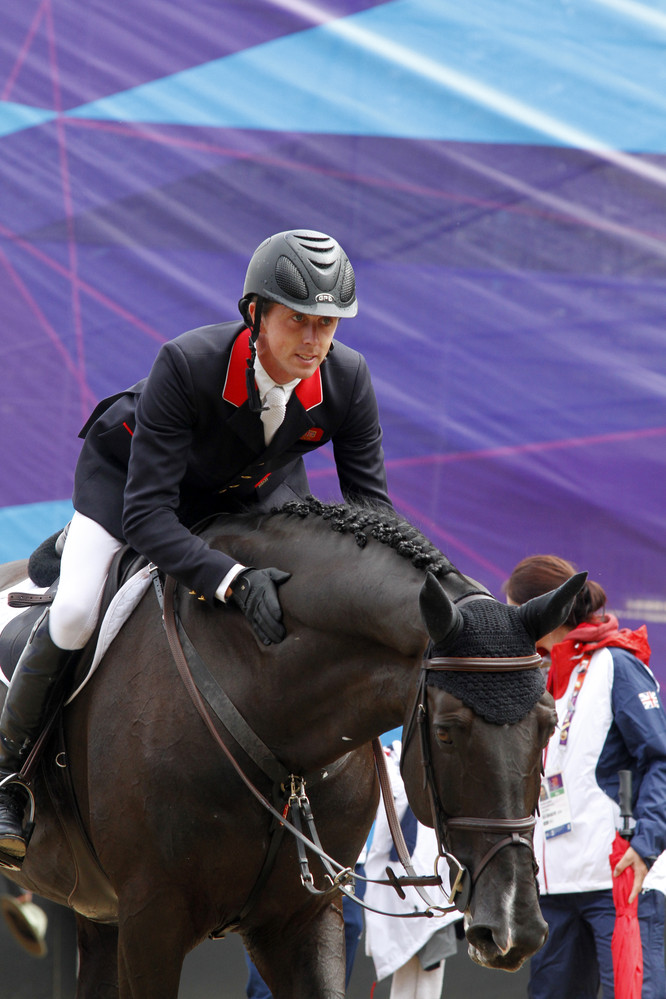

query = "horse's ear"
419;572;464;648
517;571;588;643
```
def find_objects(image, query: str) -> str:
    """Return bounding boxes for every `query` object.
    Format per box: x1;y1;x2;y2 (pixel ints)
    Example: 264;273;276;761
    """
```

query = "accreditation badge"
540;772;572;839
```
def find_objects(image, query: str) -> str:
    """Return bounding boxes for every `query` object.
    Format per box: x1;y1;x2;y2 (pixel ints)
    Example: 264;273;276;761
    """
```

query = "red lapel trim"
222;330;323;411
222;330;253;407
294;369;323;411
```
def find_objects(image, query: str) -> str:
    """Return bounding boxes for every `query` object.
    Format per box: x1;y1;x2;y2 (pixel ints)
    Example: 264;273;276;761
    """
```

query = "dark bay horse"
0;499;581;997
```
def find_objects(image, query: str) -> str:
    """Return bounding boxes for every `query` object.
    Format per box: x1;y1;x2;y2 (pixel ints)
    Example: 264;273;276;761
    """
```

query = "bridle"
400;648;543;911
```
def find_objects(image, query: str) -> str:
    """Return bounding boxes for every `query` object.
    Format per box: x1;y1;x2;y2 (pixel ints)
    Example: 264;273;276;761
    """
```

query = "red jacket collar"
222;329;323;411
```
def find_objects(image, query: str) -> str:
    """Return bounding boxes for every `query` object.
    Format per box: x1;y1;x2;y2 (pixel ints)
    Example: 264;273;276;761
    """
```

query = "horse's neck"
294;535;428;649
202;522;430;768
267;634;421;771
261;558;426;767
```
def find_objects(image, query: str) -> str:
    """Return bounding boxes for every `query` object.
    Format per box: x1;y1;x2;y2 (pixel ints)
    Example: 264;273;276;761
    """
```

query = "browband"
425;653;543;673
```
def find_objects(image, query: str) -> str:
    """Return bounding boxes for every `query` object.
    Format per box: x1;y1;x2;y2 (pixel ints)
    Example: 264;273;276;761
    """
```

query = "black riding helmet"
238;229;358;409
240;229;357;321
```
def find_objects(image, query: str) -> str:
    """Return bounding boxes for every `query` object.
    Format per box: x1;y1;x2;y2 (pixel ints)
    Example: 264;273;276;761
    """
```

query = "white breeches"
389;955;445;999
48;512;124;651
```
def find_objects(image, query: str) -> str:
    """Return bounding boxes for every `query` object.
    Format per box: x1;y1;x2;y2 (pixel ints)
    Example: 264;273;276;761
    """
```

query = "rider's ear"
419;572;464;648
238;297;253;327
517;572;588;643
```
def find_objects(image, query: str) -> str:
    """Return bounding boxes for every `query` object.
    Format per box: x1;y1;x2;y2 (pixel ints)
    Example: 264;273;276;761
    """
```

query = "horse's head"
401;570;586;971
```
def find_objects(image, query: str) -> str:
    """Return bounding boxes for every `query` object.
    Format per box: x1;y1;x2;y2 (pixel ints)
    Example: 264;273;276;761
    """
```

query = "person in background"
0;877;48;958
504;555;666;999
363;741;461;999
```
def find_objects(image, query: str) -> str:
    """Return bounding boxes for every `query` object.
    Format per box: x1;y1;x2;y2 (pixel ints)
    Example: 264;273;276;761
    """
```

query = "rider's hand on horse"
228;567;291;645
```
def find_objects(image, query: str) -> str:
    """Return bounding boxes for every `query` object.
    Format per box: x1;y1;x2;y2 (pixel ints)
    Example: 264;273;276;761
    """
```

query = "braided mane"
273;496;457;580
271;498;543;726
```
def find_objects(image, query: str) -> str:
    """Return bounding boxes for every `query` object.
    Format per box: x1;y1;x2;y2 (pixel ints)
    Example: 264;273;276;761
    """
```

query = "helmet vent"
275;255;309;301
297;235;338;273
339;262;356;304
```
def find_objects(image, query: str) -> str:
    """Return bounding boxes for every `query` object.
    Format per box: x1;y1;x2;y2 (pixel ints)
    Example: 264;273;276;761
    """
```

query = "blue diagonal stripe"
0;101;57;138
64;0;666;152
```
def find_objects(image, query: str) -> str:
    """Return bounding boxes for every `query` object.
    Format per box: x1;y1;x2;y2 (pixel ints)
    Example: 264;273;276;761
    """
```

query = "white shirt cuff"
215;563;246;602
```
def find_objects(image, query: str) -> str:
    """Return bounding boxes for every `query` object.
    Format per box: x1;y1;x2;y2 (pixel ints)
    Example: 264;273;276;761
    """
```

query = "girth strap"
7;591;54;608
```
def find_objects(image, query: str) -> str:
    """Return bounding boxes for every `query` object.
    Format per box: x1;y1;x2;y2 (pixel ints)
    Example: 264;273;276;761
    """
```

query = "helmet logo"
315;293;335;303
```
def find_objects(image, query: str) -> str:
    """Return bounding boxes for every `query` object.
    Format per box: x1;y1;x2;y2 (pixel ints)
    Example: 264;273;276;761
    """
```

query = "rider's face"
250;302;338;385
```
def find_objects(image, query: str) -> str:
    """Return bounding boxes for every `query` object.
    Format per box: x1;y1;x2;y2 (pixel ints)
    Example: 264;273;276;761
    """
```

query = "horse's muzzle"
465;914;548;971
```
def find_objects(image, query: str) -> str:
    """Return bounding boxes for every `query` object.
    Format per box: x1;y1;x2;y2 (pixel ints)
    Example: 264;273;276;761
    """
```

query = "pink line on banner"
0;222;166;345
383;424;666;471
307;424;666;580
1;0;48;101
307;425;666;489
0;247;95;407
64;118;666;243
45;0;88;420
304;466;506;580
390;494;507;581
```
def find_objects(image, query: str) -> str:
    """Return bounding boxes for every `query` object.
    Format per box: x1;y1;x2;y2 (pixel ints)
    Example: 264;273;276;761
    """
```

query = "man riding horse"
0;229;392;858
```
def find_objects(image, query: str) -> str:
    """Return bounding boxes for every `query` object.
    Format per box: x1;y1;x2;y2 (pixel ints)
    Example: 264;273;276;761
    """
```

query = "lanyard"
558;653;592;748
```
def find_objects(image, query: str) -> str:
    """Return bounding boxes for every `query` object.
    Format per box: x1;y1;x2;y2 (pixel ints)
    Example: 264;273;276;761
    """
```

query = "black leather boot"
0;735;29;858
0;610;70;857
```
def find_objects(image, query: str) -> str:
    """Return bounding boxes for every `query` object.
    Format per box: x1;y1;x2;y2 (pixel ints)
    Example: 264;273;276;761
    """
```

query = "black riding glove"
228;567;291;646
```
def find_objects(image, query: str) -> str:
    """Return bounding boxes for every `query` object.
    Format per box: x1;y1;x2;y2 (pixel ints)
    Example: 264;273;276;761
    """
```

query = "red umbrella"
609;832;643;999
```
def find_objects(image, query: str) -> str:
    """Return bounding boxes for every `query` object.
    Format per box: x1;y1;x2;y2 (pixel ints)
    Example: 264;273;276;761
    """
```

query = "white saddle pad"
0;568;153;699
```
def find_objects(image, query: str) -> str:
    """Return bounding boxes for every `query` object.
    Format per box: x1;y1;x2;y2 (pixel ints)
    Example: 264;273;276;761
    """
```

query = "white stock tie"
261;384;287;444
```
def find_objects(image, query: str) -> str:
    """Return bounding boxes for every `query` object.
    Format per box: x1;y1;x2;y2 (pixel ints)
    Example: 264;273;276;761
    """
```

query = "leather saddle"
0;542;148;685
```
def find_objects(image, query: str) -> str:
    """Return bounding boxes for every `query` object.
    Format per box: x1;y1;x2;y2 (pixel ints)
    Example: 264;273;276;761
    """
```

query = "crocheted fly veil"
420;571;588;725
426;600;545;725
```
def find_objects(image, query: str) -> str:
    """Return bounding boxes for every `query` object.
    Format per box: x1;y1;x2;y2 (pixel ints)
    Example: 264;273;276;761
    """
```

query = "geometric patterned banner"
2;0;665;676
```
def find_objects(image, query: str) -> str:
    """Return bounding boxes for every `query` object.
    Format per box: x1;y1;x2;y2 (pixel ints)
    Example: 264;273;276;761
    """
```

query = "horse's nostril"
467;924;497;951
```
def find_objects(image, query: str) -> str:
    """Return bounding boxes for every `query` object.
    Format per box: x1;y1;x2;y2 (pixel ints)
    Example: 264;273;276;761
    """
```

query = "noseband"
401;650;542;911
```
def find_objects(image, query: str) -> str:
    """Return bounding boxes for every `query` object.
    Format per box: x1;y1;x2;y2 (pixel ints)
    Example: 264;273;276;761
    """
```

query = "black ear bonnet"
427;600;546;725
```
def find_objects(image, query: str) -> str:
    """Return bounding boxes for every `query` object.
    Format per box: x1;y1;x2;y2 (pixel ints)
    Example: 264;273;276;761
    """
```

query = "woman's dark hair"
503;554;606;628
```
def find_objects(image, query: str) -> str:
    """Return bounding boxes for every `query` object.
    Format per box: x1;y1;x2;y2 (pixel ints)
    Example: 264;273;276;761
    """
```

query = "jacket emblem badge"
300;427;324;442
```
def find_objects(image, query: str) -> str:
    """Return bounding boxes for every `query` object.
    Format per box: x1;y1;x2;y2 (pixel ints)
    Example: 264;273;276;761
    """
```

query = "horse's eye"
436;727;453;745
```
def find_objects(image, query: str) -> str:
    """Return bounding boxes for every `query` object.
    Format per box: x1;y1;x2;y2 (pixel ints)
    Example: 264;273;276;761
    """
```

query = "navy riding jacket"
73;321;390;601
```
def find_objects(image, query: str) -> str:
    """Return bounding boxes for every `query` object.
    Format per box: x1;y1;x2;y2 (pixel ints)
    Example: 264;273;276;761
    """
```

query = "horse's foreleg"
75;914;120;999
115;896;192;999
247;899;346;999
